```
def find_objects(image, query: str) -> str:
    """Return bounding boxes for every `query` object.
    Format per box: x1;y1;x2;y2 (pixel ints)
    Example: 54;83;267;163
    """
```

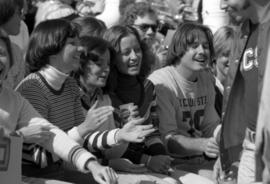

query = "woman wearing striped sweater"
16;19;154;183
0;28;115;184
76;35;178;184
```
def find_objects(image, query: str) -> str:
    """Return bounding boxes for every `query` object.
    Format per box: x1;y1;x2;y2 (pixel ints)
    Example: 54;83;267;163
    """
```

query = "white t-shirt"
148;66;220;141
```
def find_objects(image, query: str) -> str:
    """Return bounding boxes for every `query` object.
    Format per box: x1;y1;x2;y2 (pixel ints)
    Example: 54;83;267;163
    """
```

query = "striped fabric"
80;89;125;159
17;73;119;168
17;72;85;167
17;72;84;131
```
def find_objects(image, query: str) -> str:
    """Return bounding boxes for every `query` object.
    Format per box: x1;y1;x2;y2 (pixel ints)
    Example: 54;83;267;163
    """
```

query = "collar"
40;65;69;90
80;87;103;110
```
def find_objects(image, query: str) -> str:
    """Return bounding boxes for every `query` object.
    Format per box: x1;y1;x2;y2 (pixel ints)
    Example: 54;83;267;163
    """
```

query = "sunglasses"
133;23;158;32
80;52;99;62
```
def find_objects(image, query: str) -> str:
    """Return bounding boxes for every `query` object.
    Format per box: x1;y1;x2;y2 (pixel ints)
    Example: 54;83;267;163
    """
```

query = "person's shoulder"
148;66;171;84
16;73;44;91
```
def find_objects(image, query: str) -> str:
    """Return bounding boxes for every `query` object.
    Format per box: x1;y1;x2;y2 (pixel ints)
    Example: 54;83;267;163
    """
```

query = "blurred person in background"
121;2;168;75
35;0;77;27
9;0;30;56
211;26;236;117
0;0;25;89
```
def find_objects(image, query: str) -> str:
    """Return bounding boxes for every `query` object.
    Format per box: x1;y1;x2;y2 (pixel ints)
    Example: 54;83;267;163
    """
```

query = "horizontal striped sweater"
0;86;96;172
16;72;119;168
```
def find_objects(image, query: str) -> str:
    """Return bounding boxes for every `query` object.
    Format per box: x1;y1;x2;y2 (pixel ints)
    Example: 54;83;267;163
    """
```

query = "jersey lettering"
242;47;258;71
179;96;207;108
182;109;204;137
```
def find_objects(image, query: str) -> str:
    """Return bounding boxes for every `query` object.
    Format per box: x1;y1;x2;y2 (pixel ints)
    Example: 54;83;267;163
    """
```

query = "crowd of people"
0;0;270;184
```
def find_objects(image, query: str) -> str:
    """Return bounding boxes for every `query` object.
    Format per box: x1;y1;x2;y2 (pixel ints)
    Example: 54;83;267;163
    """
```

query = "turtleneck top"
110;72;166;164
115;72;142;105
16;66;120;169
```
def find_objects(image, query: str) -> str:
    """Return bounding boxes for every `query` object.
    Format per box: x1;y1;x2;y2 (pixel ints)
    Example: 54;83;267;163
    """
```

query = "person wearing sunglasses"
120;2;168;76
120;2;158;45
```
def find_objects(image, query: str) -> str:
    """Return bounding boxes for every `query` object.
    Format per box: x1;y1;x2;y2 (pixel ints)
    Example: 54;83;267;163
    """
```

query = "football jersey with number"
148;66;220;146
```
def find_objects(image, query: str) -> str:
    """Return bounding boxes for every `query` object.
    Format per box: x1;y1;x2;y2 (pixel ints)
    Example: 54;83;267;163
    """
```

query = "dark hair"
14;0;24;12
167;22;214;65
77;36;111;78
0;0;16;26
103;25;152;91
26;19;79;73
0;35;14;68
74;36;113;94
72;16;107;37
120;2;157;26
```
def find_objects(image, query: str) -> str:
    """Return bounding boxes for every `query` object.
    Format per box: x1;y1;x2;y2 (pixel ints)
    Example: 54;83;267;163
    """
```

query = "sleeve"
17;96;97;172
16;80;49;120
143;81;166;155
83;129;120;152
68;92;120;150
200;76;220;138
154;83;179;138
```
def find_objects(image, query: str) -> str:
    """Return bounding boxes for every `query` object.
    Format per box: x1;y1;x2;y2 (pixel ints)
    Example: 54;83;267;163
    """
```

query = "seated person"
0;28;117;184
16;19;154;183
148;22;221;179
103;25;214;184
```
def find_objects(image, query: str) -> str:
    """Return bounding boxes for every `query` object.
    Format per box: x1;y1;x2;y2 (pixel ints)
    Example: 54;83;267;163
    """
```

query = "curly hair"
120;2;157;26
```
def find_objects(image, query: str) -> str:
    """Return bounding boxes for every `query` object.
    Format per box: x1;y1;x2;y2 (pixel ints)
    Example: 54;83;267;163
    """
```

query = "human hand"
109;158;148;173
17;124;54;144
147;155;174;174
86;160;118;184
81;101;114;135
116;118;155;143
119;103;139;124
204;137;219;158
214;161;238;184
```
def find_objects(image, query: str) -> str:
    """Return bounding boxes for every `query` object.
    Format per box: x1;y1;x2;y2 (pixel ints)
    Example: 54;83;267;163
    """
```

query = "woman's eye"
121;50;131;56
191;43;199;49
134;47;141;53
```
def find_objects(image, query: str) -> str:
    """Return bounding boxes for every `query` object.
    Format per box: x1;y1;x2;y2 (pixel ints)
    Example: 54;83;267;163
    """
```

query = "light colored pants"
237;129;256;184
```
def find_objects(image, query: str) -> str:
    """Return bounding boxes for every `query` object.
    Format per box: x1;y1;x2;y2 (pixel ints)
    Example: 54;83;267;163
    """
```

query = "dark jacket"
220;18;270;172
